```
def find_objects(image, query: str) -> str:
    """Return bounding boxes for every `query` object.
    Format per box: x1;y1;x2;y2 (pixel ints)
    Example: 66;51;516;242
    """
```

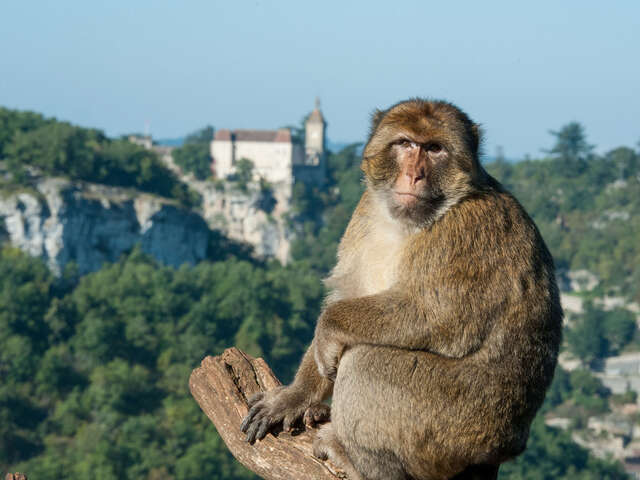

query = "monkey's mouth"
393;191;429;205
394;191;427;199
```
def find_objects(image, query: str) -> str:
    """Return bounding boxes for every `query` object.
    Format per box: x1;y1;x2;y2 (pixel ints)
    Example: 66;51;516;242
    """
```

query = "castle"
210;99;327;188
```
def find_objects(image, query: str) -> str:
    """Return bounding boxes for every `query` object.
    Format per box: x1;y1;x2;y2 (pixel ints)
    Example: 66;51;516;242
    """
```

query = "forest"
1;107;640;479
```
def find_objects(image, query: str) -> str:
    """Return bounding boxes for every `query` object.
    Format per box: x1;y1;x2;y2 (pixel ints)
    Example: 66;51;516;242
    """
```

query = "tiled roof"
214;129;232;141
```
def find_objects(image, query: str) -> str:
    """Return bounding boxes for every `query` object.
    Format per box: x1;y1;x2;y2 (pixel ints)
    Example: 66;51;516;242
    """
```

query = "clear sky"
1;1;638;159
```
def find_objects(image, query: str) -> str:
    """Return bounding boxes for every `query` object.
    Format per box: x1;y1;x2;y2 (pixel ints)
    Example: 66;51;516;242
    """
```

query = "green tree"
567;369;611;414
566;304;637;365
0;107;51;155
547;122;594;175
566;304;609;367
172;126;214;180
234;158;254;192
602;308;637;355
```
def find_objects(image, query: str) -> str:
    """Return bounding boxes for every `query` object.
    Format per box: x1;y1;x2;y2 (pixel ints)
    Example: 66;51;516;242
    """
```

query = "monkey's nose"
407;166;426;186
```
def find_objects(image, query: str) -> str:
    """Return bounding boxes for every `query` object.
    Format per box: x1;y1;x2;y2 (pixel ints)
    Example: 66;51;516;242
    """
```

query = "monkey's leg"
331;345;505;480
315;423;408;480
314;424;408;480
313;423;364;480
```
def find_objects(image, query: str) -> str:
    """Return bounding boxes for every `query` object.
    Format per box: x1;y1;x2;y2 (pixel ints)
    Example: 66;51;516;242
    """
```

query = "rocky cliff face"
0;177;210;274
188;179;292;264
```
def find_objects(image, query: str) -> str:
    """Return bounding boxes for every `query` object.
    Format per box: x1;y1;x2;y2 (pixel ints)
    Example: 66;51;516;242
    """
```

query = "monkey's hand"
241;385;330;443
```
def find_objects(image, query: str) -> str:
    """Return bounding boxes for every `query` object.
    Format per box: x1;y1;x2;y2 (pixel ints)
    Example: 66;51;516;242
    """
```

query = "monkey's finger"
256;418;271;440
240;411;256;432
282;415;293;432
303;409;314;428
240;415;252;433
245;420;262;443
304;405;330;428
247;392;264;408
250;409;268;427
241;404;264;432
283;412;300;432
313;405;330;423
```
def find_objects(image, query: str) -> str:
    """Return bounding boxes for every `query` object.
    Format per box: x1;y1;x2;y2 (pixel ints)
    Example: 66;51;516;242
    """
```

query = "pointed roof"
306;97;325;124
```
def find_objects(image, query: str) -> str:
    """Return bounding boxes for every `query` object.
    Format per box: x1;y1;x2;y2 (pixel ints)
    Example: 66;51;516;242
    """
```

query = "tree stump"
189;347;342;479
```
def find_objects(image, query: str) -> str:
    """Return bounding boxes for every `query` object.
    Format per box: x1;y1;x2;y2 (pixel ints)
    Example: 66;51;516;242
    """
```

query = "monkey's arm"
314;288;495;380
241;339;333;443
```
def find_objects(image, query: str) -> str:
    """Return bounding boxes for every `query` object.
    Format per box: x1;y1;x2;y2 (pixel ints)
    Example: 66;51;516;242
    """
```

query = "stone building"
210;100;327;188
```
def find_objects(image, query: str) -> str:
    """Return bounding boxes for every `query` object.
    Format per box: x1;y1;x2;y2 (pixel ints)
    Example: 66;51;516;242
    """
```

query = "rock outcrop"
189;179;292;264
0;177;210;274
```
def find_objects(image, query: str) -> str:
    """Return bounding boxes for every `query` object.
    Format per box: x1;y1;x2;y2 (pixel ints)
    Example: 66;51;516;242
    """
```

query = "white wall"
234;141;293;184
211;140;233;178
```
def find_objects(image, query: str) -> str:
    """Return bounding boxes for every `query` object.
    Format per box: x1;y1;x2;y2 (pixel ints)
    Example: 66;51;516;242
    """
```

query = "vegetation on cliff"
171;126;214;180
0;107;200;207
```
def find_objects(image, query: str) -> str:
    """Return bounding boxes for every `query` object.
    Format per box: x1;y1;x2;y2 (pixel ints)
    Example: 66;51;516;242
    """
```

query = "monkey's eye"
395;139;418;147
427;143;443;153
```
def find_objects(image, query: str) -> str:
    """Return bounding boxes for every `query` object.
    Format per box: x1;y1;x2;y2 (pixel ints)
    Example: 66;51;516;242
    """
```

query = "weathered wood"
5;474;28;480
189;347;342;480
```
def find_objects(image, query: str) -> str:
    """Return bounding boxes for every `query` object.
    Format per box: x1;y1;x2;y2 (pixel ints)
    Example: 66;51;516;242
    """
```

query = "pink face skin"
391;139;448;207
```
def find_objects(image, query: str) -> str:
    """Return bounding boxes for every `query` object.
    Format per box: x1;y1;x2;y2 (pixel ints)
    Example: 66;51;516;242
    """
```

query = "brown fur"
242;99;562;480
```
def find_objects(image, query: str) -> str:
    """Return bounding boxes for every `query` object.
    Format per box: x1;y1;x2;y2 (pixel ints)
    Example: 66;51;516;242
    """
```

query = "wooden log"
189;347;343;480
5;474;28;480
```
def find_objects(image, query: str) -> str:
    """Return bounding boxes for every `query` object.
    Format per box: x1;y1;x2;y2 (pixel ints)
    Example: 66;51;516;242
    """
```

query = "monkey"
241;99;562;480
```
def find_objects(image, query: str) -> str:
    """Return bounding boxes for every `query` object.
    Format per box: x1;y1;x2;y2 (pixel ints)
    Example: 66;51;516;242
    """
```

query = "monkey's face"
362;99;482;225
390;138;447;208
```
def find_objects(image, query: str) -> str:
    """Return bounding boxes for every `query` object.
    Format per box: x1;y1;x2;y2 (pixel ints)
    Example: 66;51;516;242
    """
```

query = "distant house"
127;134;153;150
210;100;327;187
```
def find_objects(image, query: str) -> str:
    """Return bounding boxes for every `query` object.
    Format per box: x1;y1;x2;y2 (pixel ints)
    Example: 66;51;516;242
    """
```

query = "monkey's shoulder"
424;189;552;273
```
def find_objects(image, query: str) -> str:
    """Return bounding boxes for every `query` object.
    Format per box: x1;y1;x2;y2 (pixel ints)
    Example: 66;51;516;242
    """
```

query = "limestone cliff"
0;177;210;274
186;178;292;264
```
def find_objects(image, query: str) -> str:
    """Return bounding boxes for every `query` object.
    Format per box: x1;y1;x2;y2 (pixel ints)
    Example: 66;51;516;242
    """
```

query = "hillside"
0;107;200;208
1;108;639;479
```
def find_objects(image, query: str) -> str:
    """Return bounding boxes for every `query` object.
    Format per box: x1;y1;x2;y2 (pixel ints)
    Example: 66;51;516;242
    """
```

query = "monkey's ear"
470;123;483;156
370;109;385;132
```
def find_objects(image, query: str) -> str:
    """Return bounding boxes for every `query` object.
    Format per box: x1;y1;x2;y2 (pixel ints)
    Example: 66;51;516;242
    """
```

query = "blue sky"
1;1;638;159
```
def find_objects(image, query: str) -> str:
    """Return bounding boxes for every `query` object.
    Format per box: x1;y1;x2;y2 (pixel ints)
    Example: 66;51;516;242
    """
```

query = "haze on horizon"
1;0;638;160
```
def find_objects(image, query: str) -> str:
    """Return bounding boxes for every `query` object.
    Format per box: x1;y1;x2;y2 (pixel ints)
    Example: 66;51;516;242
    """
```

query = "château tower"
304;97;326;166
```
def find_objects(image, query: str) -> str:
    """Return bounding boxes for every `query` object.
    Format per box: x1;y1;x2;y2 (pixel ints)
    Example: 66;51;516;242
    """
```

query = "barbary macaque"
242;99;562;480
